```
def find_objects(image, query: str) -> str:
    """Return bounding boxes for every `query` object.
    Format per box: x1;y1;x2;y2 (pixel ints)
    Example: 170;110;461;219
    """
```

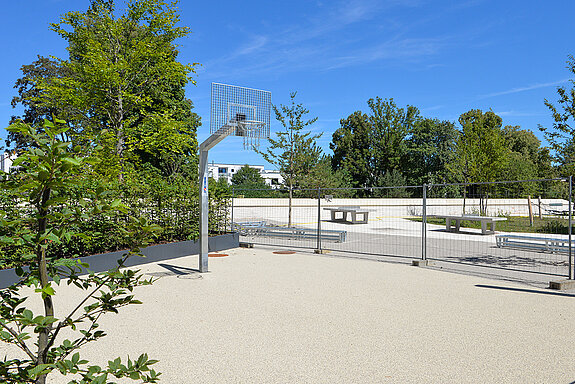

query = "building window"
218;167;227;174
271;178;279;185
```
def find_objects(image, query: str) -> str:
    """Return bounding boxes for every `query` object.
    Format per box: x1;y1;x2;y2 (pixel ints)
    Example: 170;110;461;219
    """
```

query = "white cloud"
479;79;570;99
202;0;444;80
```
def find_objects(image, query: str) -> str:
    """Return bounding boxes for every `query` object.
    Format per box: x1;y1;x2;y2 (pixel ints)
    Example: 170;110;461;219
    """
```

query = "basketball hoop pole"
200;82;271;273
198;127;234;273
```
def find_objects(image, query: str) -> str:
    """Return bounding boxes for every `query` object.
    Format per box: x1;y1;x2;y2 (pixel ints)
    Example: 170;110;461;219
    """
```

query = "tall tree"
8;56;71;150
231;165;271;197
451;109;508;214
539;55;575;176
38;0;199;181
257;92;321;226
499;125;556;197
331;111;371;188
331;97;419;190
403;118;458;185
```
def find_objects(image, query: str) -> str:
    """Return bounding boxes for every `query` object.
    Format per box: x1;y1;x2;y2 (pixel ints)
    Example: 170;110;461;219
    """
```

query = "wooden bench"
496;234;573;254
323;206;370;224
428;215;507;235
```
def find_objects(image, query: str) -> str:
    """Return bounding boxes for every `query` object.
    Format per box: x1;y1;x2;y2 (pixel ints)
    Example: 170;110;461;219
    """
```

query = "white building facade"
0;152;16;173
207;162;283;187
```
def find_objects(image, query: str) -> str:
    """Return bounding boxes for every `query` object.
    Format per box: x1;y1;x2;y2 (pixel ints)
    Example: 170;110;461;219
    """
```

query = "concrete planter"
0;233;239;289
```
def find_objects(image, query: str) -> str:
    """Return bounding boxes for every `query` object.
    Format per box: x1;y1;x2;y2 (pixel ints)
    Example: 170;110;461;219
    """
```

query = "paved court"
3;247;575;383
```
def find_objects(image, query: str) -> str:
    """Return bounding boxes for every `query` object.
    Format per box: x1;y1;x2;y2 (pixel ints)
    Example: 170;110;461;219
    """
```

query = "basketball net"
236;121;266;150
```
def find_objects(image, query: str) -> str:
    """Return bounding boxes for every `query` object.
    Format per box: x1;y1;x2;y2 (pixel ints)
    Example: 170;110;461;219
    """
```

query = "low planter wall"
0;233;239;289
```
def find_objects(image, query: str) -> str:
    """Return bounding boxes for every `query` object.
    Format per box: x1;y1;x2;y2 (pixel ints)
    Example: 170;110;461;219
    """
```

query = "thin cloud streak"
478;78;570;99
202;0;442;80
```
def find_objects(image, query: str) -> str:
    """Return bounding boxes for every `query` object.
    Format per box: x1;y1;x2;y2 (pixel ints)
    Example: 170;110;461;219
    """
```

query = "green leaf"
27;364;53;379
61;157;82;166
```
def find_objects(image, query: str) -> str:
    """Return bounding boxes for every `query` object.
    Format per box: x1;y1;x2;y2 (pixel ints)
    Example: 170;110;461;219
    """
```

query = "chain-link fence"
232;177;574;282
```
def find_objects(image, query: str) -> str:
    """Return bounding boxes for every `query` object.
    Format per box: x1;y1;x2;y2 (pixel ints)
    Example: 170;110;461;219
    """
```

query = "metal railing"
231;177;574;281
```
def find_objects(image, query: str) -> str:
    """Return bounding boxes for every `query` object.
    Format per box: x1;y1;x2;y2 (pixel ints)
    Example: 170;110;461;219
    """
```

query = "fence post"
316;187;322;253
570;176;573;280
422;184;427;261
231;187;235;234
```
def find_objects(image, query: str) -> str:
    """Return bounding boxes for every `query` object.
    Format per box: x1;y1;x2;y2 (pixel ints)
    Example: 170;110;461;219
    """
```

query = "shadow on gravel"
157;263;200;275
476;284;575;297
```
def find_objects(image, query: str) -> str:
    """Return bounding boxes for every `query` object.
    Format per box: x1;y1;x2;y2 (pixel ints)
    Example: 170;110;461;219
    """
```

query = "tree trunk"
288;180;293;227
117;129;124;184
116;93;125;183
462;184;467;215
36;188;53;384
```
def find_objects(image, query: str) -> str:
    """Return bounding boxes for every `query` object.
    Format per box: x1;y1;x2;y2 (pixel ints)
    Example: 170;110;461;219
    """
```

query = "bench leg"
362;212;369;223
454;219;461;232
481;221;496;235
351;212;368;224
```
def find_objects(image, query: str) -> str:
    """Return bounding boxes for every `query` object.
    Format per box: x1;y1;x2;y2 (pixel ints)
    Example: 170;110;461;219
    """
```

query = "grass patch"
411;216;574;235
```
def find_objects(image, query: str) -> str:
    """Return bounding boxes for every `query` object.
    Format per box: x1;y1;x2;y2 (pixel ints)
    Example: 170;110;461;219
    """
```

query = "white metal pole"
199;149;209;273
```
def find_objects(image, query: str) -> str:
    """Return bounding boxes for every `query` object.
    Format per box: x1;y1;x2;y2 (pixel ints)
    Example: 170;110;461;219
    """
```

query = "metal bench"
542;202;572;216
232;222;347;243
496;234;573;254
428;215;507;235
323;206;370;224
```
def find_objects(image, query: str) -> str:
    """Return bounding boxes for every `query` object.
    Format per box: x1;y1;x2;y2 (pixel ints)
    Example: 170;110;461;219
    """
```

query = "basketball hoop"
198;83;272;273
235;120;266;149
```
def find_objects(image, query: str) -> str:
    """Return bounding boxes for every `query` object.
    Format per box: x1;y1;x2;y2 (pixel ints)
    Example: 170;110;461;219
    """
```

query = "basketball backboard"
210;83;271;148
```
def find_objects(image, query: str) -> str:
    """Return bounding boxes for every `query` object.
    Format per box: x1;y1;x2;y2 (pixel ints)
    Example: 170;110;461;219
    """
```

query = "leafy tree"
231;165;267;187
450;109;508;214
7;56;71;150
302;156;352;190
500;125;556;196
403;118;458;185
331;97;420;191
330;111;371;189
231;165;272;197
539;55;575;176
257;92;321;226
0;121;160;384
37;0;199;182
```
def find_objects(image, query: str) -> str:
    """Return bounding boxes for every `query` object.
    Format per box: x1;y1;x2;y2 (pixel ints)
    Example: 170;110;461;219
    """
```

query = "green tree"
330;111;371;189
0;121;160;384
331;98;420;190
231;165;267;187
403;118;458;185
540;55;575;176
231;165;272;197
451;109;508;214
257;92;321;226
39;0;199;182
8;56;72;150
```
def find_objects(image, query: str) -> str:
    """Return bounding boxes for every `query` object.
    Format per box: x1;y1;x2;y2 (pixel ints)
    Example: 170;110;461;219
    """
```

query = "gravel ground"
2;246;575;383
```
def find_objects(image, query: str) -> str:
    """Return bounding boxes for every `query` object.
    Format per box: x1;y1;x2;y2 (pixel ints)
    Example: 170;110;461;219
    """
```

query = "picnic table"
323;206;370;224
428;214;507;235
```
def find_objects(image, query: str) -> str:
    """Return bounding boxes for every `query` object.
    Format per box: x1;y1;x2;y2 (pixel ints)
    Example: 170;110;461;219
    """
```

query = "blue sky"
1;0;574;170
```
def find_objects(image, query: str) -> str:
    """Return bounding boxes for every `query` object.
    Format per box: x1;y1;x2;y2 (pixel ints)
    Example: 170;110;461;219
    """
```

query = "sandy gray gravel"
2;247;575;383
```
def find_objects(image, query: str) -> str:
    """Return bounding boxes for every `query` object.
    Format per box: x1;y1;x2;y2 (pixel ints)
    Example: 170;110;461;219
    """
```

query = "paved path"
3;247;574;383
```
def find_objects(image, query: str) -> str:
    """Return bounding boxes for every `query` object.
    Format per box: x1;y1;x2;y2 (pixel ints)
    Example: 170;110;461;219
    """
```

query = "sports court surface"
3;246;575;383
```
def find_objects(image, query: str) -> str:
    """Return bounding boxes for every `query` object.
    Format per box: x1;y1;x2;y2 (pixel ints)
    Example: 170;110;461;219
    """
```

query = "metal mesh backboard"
210;83;271;139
